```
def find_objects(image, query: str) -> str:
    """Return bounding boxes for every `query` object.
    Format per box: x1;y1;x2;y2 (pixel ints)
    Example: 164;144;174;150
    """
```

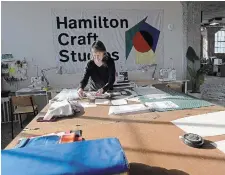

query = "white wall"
1;1;184;91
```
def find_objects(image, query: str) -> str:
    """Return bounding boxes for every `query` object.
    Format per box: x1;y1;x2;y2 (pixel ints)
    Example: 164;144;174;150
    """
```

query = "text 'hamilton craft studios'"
56;16;129;62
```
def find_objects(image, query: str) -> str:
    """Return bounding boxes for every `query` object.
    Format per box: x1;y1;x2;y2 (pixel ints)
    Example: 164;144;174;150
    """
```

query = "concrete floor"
200;76;225;107
1;115;34;149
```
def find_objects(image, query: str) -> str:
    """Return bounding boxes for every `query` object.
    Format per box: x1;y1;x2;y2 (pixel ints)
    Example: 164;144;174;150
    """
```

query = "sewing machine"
159;68;176;81
29;76;43;89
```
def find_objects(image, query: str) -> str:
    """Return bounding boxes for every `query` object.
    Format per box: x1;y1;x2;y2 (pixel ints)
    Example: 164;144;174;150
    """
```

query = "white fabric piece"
108;104;148;115
111;99;128;106
145;101;179;109
172;111;225;137
95;99;110;105
79;102;97;108
44;100;74;120
54;89;80;101
143;94;170;99
127;97;140;102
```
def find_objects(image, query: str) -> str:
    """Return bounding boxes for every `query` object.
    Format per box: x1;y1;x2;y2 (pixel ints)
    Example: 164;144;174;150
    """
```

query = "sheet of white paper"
108;104;148;115
212;140;225;154
143;94;170;99
145;101;179;109
111;99;128;106
172;111;225;137
134;86;165;96
95;99;110;105
127;97;140;102
79;102;97;108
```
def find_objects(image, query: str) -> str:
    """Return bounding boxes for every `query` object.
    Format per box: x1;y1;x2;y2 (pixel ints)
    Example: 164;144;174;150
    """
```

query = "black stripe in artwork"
140;30;154;48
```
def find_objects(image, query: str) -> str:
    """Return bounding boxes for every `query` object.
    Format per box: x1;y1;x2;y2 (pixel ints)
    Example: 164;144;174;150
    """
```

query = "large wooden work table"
5;82;225;174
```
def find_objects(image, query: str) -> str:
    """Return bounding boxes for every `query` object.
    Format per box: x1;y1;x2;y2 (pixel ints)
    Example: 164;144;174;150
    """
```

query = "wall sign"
52;9;163;74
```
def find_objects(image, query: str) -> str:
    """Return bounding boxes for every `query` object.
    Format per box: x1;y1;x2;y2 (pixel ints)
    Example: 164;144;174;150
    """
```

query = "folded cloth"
2;137;129;175
15;130;84;148
37;100;82;122
43;99;74;120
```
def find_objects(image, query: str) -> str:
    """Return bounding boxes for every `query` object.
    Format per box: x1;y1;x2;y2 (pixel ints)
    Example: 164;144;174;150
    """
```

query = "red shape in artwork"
132;32;151;53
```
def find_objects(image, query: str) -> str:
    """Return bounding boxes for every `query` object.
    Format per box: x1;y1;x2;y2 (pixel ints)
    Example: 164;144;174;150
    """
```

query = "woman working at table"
78;40;116;97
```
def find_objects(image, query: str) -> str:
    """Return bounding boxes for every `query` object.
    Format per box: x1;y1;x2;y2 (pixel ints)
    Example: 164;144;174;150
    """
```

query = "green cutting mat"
138;87;214;112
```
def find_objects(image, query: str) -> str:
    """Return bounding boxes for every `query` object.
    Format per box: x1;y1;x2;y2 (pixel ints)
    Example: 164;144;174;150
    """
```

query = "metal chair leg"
10;97;14;139
19;114;23;129
33;111;36;117
11;114;14;139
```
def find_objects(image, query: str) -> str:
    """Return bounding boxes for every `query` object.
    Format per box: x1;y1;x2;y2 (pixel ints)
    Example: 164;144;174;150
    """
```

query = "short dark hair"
91;40;106;52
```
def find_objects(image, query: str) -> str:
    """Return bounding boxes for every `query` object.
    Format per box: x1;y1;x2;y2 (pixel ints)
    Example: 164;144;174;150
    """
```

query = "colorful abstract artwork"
125;17;160;64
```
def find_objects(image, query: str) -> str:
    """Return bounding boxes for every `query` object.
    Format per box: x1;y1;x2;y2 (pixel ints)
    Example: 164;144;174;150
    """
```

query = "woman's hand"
96;88;104;96
78;88;84;98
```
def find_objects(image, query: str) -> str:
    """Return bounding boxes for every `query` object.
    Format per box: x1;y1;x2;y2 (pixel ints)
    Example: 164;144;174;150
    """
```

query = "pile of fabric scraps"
14;130;84;148
37;99;82;122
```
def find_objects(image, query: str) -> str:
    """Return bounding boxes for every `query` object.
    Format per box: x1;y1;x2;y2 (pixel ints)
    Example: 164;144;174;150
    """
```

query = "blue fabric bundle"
2;137;129;175
14;135;61;148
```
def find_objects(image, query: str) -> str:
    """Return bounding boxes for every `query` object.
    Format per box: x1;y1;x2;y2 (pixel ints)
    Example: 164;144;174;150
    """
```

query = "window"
214;30;225;53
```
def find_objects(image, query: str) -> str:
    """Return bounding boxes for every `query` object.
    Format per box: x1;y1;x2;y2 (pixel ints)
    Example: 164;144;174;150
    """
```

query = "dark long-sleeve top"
79;57;116;93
